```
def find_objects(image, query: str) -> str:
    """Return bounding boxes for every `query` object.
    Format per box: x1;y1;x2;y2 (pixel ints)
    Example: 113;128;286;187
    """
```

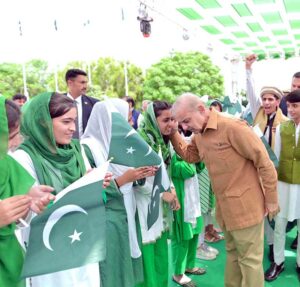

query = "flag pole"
53;20;59;92
22;62;29;99
18;21;29;99
83;20;93;86
121;8;129;97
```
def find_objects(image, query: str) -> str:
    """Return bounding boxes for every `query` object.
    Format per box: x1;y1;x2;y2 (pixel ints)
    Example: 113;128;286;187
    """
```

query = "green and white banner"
22;163;109;278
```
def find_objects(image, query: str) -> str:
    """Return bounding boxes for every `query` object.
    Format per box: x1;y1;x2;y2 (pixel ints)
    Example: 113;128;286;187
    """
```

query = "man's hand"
245;54;257;70
28;185;55;214
0;195;31;227
169;118;179;137
265;202;280;221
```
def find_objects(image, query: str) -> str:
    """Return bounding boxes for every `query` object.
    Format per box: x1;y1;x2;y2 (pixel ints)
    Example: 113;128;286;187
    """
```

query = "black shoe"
264;262;284;282
291;235;298;249
268;244;274;262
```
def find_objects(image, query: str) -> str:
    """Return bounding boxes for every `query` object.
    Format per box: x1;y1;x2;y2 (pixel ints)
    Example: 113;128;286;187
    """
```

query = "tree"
25;59;51;96
51;58;144;102
92;57;144;103
0;57;144;103
0;59;51;98
143;51;224;103
0;63;23;98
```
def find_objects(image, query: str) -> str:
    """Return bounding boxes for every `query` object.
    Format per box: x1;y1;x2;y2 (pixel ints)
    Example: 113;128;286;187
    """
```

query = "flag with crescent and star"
21;163;109;278
147;146;171;229
107;111;170;229
108;112;161;167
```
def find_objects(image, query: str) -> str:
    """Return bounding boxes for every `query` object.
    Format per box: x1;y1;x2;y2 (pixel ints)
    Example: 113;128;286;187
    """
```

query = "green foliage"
0;63;23;98
0;58;144;103
0;59;50;98
143;51;224;103
25;59;51;96
91;58;144;102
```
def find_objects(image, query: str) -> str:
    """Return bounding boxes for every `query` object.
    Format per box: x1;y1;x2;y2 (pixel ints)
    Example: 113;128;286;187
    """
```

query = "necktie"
73;100;80;139
263;114;275;146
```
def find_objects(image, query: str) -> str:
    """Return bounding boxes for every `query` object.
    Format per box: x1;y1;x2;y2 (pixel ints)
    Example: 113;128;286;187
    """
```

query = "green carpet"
169;228;299;287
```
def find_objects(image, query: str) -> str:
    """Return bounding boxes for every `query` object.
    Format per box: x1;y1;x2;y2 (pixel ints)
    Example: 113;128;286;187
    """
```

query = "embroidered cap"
260;86;283;100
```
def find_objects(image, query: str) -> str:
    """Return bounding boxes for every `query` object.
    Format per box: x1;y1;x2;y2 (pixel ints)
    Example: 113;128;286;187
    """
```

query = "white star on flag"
126;147;136;154
69;229;82;244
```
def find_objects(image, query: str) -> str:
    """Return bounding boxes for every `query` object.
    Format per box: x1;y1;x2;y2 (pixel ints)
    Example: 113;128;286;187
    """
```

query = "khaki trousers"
223;220;264;287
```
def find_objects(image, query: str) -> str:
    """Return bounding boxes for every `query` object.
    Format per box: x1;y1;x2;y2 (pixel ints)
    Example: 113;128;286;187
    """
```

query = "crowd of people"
1;54;300;287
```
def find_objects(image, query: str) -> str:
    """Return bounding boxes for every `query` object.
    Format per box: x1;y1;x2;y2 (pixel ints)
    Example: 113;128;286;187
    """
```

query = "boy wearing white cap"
246;54;289;262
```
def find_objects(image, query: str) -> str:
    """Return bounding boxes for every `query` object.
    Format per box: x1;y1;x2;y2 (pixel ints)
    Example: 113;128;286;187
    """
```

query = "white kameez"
274;123;300;221
182;135;201;227
11;149;100;287
81;99;141;258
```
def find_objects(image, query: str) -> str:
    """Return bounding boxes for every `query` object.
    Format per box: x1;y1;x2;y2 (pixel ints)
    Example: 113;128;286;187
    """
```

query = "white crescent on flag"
125;129;137;138
43;205;88;251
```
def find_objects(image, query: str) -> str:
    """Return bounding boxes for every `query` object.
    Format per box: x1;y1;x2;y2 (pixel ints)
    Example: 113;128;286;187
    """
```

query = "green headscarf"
0;96;34;235
138;102;171;166
19;92;86;193
0;96;8;159
0;96;34;287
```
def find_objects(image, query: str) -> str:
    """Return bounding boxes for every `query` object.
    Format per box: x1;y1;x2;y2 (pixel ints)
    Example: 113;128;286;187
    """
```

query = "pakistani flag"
253;125;279;167
108;111;171;229
99;102;169;229
21;163;109;278
108;112;161;167
222;96;242;117
147;147;171;229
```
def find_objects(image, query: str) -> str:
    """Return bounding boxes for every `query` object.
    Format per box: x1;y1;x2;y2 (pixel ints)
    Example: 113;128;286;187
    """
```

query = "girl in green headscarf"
12;92;111;287
136;101;180;287
0;97;53;287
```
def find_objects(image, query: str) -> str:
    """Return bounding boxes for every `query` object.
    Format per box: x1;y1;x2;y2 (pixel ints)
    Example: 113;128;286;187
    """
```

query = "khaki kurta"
170;109;278;231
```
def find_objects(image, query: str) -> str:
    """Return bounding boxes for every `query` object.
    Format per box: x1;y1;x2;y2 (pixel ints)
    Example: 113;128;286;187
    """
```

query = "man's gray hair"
172;93;202;116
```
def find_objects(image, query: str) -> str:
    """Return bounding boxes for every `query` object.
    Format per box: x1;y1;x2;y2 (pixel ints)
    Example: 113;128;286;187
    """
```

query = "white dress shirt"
67;93;83;138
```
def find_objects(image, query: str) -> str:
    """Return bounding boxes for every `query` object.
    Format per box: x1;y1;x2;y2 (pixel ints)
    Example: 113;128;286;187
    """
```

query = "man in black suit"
279;72;300;117
65;69;99;138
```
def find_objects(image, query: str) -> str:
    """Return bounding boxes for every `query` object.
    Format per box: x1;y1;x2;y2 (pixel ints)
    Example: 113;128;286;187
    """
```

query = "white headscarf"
81;98;141;258
183;135;201;226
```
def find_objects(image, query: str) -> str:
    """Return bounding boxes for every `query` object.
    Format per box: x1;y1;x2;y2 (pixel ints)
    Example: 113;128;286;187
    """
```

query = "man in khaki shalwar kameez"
170;93;279;287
